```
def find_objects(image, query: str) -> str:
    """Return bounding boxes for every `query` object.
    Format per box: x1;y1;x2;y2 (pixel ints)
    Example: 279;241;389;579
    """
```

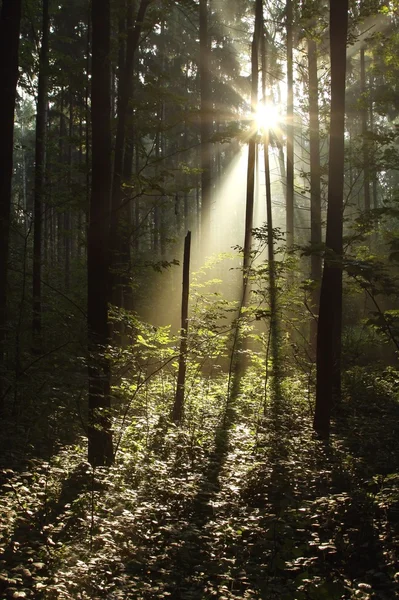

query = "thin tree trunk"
85;6;91;259
173;230;191;423
64;95;73;292
58;88;65;266
243;0;262;294
286;0;294;249
32;0;50;348
369;70;378;209
261;23;280;408
88;0;113;467
0;0;22;408
308;37;322;354
77;112;84;260
125;50;140;262
360;47;370;212
200;0;212;244
231;0;262;380
132;139;140;254
314;0;348;438
43;110;50;265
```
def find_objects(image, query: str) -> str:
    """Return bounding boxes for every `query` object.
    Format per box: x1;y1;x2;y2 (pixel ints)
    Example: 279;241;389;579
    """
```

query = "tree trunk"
308;37;322;354
369;70;378;209
360;47;370;212
172;230;191;423
85;7;91;258
286;0;294;249
200;0;212;244
57;88;65;266
32;0;50;349
88;0;114;467
243;0;262;293
0;0;22;408
314;0;348;438
64;95;74;292
261;23;280;407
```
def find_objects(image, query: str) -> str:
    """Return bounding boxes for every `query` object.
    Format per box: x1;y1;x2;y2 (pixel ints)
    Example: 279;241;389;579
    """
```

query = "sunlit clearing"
255;103;280;132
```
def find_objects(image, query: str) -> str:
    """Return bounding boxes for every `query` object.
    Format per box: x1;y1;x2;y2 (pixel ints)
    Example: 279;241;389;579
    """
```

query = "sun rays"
255;102;281;132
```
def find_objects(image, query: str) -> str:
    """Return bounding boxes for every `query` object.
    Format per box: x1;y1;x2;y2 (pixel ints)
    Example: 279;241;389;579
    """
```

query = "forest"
1;0;399;597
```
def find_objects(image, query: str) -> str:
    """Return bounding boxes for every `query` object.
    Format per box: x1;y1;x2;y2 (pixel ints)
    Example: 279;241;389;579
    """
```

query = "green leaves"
307;581;347;600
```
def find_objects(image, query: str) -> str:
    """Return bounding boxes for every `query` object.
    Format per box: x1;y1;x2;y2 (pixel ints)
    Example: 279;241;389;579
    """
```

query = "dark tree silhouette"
243;0;262;291
360;46;371;212
286;0;294;249
32;0;50;349
172;230;191;423
0;0;22;408
200;0;212;244
314;0;349;438
308;37;322;353
87;0;114;466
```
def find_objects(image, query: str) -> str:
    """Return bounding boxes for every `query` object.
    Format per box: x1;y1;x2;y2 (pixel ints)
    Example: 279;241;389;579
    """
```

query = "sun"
255;103;280;132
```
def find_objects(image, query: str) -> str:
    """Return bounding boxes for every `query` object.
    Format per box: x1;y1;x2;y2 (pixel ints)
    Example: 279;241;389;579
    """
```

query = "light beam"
255;103;280;132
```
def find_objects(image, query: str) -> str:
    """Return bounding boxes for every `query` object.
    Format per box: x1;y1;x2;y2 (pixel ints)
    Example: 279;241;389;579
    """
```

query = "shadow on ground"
118;385;399;599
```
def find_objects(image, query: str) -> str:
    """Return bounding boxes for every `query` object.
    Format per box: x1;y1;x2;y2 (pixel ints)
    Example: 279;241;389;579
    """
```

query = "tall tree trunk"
286;0;294;249
43;110;50;265
243;0;262;293
314;0;348;438
124;49;140;264
133;138;140;254
200;0;212;244
360;47;370;212
57;88;65;266
261;23;280;407
308;37;322;354
32;0;50;349
64;95;73;292
232;0;262;380
78;112;84;260
369;70;378;209
85;7;91;258
0;0;22;408
88;0;113;467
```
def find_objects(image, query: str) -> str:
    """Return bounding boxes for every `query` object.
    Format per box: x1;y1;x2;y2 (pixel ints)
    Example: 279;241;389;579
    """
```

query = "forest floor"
1;368;399;599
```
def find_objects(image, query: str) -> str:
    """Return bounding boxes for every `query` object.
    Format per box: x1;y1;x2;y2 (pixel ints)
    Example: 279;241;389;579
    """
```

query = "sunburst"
255;102;280;132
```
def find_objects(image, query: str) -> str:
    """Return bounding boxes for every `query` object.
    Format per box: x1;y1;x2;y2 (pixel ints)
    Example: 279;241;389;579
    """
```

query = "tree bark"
32;0;50;349
243;0;262;296
85;7;91;257
64;95;73;292
308;37;322;354
0;0;22;408
369;70;378;209
57;88;65;266
173;230;191;423
200;0;212;244
261;23;280;407
286;0;294;249
360;47;370;212
88;0;114;467
314;0;348;438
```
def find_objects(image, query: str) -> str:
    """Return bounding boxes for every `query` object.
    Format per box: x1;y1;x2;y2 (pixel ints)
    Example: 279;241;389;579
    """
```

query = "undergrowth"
1;364;398;599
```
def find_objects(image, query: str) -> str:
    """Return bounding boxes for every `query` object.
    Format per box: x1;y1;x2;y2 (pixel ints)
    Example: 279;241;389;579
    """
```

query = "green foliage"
4;0;399;597
3;339;399;598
